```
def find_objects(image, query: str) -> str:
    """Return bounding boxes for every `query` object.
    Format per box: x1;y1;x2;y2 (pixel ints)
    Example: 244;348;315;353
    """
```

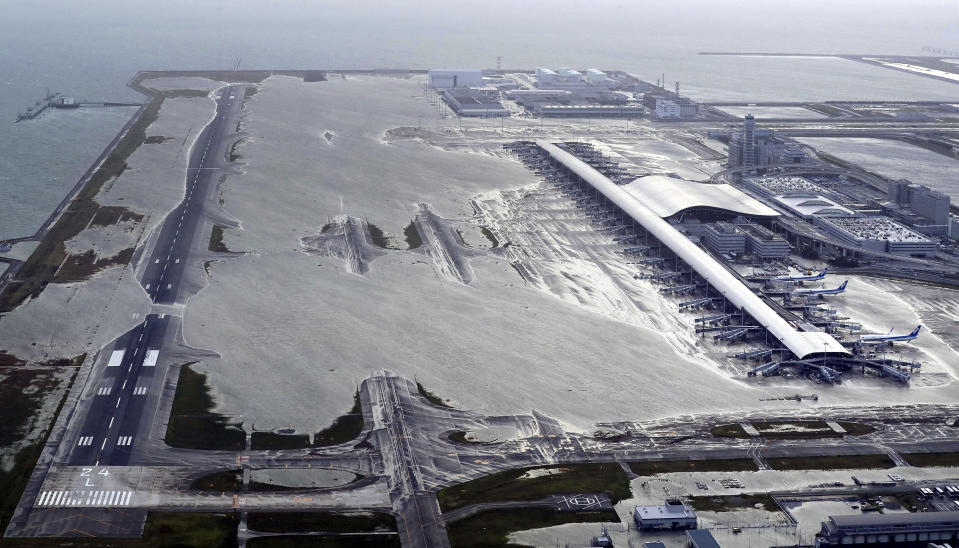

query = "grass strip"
447;507;618;548
711;421;874;439
208;225;230;252
246;535;400;548
416;381;452;408
164;364;245;451
190;470;242;492
0;512;239;547
629;459;758;475
313;392;364;447
0;362;80;533
688;494;779;513
438;463;630;512
404;222;422;249
367;223;390;249
480;226;499;248
901;452;959;467
766;454;894;471
247;512;396;534
250;431;311;450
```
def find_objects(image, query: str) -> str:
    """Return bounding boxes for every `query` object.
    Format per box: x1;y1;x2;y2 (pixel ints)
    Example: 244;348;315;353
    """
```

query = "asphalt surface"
68;316;169;466
142;86;239;305
65;85;243;467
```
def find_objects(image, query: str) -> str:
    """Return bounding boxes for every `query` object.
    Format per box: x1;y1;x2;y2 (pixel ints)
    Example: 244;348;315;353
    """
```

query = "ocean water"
2;0;959;239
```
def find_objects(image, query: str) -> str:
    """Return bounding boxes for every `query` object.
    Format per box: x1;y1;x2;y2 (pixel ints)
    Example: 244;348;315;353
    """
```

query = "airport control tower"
742;114;756;168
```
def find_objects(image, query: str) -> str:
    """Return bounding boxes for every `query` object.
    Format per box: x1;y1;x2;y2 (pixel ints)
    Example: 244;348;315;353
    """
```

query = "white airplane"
775;267;827;282
861;325;922;344
792;280;848;296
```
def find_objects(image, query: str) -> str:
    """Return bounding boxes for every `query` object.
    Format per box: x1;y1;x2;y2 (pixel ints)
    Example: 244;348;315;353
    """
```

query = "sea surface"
2;0;959;239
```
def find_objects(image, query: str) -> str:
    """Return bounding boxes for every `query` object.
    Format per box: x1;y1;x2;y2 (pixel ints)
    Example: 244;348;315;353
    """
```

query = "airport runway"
142;86;241;305
64;85;245;467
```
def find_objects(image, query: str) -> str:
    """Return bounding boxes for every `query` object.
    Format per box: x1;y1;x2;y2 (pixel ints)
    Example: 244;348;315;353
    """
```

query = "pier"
14;90;141;122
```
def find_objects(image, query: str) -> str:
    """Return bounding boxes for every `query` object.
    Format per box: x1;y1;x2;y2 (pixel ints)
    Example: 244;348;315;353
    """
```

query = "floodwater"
795;137;959;201
184;76;764;432
179;76;959;434
717;106;827;119
249;468;357;489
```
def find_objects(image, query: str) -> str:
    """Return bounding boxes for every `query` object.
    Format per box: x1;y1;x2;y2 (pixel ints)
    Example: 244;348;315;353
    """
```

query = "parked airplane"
861;325;922;344
792;280;848;296
776;268;827;282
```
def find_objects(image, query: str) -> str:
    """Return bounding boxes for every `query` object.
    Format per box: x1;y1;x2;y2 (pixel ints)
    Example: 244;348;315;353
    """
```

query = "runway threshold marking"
36;490;134;507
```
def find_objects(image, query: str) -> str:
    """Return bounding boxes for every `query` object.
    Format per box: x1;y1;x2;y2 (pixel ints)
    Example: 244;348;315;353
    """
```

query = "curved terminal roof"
622;175;780;219
538;141;849;360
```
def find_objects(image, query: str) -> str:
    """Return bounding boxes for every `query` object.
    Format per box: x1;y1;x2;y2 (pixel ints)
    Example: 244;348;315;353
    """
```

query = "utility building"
634;500;698;530
655;98;681;119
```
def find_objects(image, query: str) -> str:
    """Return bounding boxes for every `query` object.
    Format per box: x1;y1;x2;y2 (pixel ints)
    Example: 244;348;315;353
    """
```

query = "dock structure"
537;140;849;361
15;91;141;122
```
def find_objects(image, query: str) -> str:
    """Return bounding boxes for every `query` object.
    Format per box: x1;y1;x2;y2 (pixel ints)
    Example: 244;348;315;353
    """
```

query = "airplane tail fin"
911;325;922;337
821;267;828;276
838;280;848;291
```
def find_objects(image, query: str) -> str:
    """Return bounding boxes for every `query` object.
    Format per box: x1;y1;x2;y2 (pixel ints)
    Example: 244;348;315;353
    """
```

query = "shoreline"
0;69;337;309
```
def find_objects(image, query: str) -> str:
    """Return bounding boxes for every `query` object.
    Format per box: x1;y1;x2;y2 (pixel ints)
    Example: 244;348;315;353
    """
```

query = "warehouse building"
534;104;645;117
633;500;698;530
816;511;959;546
428;69;483;89
442;89;508;117
505;89;572;102
686;529;721;548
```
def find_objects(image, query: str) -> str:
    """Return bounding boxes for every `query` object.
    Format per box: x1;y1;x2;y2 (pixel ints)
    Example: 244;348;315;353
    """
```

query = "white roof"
821;216;932;243
538;141;849;360
774;193;854;218
634;503;696;520
622;175;780;219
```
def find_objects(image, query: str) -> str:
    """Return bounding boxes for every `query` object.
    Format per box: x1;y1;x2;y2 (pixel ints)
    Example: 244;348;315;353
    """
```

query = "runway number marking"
79;467;110;487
